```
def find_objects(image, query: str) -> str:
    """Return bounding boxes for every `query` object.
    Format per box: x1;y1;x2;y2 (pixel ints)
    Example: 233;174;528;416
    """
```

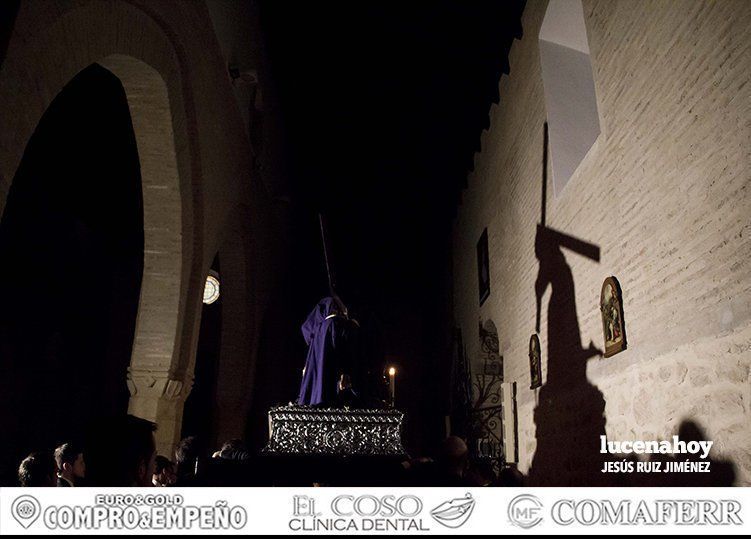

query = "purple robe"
297;297;344;406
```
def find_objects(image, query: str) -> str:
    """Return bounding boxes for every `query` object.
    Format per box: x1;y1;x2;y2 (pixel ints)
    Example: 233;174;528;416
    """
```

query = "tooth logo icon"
430;493;476;529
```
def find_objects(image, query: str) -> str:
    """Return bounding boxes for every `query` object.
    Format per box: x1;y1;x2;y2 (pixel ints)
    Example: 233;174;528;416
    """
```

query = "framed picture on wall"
477;228;490;305
600;276;627;357
529;334;542;389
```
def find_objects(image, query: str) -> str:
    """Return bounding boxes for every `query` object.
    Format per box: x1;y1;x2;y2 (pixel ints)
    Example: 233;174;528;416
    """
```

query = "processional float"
264;214;406;457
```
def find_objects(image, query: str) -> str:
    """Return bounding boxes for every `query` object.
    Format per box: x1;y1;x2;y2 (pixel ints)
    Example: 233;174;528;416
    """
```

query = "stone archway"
0;1;204;454
99;55;186;453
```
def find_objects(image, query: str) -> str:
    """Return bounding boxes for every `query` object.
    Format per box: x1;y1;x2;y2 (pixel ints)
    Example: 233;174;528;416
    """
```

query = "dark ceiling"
257;1;526;449
262;0;525;301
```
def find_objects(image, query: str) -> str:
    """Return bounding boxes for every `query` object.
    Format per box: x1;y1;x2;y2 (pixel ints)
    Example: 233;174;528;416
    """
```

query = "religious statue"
600;276;626;357
296;296;360;407
529;334;542;389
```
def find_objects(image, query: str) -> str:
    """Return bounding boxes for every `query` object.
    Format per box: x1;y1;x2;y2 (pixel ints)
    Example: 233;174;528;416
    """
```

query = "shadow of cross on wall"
527;122;606;486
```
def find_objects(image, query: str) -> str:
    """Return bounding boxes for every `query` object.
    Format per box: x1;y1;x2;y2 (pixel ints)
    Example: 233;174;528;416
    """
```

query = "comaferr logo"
507;496;744;528
551;499;743;526
430;493;476;529
508;494;543;529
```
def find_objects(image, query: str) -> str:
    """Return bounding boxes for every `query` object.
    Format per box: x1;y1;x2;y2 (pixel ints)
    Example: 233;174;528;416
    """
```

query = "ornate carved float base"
264;405;407;457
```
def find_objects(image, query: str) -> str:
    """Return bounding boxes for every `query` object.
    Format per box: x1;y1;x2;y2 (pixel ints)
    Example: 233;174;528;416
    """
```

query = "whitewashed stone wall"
452;0;751;485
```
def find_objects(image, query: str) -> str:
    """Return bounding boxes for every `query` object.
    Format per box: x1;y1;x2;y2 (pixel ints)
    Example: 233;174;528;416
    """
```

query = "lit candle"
388;367;396;407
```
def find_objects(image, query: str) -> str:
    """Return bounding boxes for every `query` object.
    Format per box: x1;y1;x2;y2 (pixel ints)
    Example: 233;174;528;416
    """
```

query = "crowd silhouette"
15;414;733;487
15;420;528;488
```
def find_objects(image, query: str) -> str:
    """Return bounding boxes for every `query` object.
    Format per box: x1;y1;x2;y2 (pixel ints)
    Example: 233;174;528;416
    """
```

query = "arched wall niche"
0;0;204;454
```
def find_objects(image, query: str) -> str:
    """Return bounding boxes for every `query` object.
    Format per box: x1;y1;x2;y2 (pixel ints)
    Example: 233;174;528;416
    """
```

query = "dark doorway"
0;64;144;485
181;257;222;454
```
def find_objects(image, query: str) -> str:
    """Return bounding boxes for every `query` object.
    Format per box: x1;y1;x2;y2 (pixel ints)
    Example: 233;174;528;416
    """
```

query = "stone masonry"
452;0;751;485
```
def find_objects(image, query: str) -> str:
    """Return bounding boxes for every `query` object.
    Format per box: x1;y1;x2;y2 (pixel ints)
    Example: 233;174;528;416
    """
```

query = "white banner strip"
1;487;749;535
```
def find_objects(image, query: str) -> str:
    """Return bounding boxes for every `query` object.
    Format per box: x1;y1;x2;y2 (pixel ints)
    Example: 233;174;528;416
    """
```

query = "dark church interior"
0;0;748;489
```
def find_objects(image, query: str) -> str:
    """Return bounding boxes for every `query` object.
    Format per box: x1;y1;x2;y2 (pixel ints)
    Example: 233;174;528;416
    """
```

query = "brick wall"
0;0;279;458
452;0;751;485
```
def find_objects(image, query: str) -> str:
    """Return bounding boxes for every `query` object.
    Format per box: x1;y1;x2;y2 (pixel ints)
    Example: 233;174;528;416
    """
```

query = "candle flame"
388;367;396;376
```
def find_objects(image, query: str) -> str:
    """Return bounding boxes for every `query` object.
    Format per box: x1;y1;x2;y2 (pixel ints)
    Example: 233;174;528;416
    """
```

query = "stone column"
126;367;193;457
